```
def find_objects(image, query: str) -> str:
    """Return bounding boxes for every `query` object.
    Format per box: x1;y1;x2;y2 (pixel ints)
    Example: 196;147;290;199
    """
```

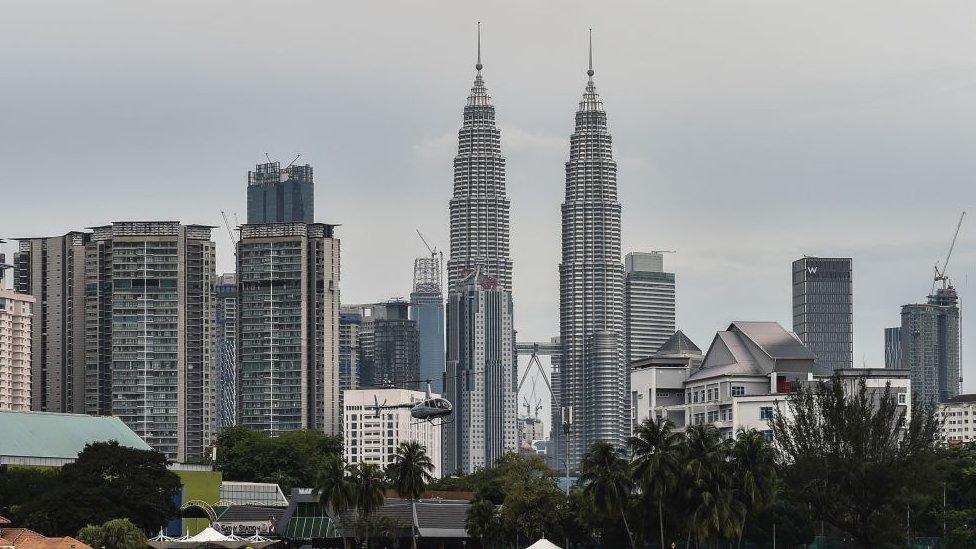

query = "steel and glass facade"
236;223;340;435
554;66;627;472
884;326;902;369
792;257;853;371
246;161;314;224
443;270;517;473
624;252;676;363
447;61;511;292
216;273;238;429
357;301;419;391
902;287;960;403
410;256;445;394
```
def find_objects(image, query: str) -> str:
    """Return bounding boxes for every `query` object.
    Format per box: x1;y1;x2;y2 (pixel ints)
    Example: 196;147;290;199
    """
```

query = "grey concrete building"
410;255;445;394
216;273;238;430
246;161;314;224
443;269;518;473
792;257;853;371
356;301;420;391
339;305;363;395
553;51;628;472
901;286;961;403
83;222;216;462
624;251;676;363
13;232;90;413
885;326;902;368
236;222;340;435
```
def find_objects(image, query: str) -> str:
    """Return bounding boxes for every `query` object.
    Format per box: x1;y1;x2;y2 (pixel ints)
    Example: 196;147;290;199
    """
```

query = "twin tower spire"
473;22;595;77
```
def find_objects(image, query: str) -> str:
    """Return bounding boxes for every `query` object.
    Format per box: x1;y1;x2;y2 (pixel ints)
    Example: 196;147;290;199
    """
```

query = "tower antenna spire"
476;22;483;71
587;28;594;78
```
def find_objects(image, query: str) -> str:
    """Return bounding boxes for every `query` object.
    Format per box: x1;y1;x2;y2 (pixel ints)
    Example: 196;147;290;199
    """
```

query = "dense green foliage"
212;425;341;493
0;442;180;536
76;518;149;549
453;376;976;548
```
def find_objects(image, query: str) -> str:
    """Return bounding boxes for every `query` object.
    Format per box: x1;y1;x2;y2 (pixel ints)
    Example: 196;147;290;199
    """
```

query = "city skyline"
1;2;974;397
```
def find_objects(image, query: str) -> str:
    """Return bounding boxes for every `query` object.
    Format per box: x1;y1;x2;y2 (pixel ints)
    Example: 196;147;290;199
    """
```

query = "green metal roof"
283;516;337;540
0;411;151;460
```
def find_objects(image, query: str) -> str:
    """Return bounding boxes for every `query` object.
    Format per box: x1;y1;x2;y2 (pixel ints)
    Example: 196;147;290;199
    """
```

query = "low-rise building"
938;394;976;445
631;322;912;440
631;330;703;429
343;388;442;478
0;410;151;466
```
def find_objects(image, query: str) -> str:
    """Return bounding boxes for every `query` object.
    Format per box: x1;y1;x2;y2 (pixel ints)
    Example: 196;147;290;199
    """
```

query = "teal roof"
0;411;151;460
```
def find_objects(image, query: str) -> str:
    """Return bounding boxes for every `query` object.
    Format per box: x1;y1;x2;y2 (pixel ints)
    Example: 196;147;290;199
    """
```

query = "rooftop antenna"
587;28;594;78
476;22;482;72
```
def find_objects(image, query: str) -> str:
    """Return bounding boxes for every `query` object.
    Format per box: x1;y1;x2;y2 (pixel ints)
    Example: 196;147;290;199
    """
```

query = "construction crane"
416;229;437;257
221;211;237;244
932;211;966;293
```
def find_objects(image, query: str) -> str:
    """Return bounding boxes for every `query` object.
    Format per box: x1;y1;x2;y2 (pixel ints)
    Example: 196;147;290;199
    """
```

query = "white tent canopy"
149;527;265;549
525;539;562;549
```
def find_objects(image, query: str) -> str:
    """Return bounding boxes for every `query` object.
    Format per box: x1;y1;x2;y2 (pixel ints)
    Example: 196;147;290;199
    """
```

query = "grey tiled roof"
730;322;816;360
654;330;702;355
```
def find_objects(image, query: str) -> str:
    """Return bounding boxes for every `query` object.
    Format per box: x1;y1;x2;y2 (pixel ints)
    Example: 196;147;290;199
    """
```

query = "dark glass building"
410;255;445;395
902;286;960;403
246;161;314;224
215;273;238;430
357;301;419;391
791;257;853;371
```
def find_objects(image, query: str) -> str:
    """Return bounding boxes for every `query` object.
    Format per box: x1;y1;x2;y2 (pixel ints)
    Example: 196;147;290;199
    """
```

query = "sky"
2;1;975;425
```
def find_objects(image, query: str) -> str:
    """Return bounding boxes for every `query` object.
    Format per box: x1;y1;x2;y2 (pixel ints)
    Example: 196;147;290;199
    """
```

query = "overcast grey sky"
2;1;974;411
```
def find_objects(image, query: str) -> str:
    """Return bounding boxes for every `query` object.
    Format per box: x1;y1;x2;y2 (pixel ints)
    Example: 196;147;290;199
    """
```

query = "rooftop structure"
246;161;314;224
0;410;151;466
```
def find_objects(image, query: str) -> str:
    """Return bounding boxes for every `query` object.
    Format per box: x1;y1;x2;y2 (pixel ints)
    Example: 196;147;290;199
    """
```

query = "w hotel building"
792;257;853;371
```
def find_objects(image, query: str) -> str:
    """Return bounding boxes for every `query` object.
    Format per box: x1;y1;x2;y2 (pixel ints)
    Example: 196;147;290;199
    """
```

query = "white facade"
343;388;441;478
0;291;33;411
938;396;976;445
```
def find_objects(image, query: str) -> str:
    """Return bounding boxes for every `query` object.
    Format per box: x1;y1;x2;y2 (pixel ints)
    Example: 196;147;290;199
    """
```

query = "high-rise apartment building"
13;233;90;413
447;36;512;293
901;286;961;403
0;290;34;411
357;301;420;391
885;327;902;368
343;388;442;477
624;252;676;363
215;273;238;430
554;49;628;472
339;305;363;395
246;161;314;224
792;257;853;371
83;222;216;461
443;270;518;473
236;222;340;435
410;255;445;394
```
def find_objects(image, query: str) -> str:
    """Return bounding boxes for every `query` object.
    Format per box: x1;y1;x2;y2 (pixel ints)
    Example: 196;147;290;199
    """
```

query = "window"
759;407;774;420
897;393;907;405
731;385;745;397
761;430;774;442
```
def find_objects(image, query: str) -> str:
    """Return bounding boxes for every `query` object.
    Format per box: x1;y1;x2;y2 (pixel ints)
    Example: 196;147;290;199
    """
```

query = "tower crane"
932;211;966;293
221;211;238;244
416;229;437;258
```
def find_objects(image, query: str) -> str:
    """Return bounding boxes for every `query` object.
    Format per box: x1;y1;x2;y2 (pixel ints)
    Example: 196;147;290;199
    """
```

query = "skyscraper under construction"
554;37;628;472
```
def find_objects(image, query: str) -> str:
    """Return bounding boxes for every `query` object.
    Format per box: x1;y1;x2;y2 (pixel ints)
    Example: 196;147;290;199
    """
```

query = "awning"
282;516;337;540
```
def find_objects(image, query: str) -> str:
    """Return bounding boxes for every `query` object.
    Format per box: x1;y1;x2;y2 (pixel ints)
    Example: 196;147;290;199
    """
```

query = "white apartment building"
633;322;912;440
0;290;33;411
343;388;441;478
939;395;976;445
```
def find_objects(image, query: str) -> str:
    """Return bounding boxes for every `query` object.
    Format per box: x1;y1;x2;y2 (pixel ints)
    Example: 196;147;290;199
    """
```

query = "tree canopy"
212;425;341;493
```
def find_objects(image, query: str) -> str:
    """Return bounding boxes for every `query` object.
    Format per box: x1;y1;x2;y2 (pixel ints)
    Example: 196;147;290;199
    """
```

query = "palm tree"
683;424;741;548
731;429;777;548
629;417;682;549
579;442;636;549
313;454;355;549
352;463;387;548
387;441;435;549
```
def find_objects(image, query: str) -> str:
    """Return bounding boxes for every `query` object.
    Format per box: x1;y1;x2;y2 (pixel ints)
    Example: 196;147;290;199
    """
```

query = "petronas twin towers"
445;27;626;473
